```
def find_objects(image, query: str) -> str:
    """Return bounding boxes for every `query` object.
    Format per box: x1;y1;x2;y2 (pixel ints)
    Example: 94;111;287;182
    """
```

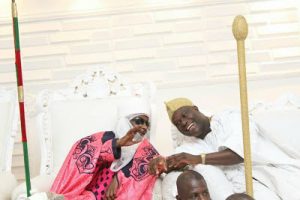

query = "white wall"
1;0;300;182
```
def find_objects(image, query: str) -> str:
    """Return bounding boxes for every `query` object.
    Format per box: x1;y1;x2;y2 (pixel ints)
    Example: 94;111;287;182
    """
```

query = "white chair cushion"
12;174;56;200
0;171;18;200
250;94;300;159
48;99;118;173
253;108;300;159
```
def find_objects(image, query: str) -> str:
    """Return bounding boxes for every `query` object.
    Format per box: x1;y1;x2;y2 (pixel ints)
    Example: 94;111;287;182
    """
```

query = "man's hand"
166;152;201;170
149;156;167;176
105;175;119;200
116;126;146;147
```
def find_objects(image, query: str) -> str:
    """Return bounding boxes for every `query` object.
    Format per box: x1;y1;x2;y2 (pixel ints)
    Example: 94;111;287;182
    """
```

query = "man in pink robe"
50;98;159;200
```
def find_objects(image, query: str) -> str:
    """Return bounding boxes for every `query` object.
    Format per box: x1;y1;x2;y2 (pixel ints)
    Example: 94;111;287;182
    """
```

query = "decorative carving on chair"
249;93;300;113
71;69;129;98
0;88;18;172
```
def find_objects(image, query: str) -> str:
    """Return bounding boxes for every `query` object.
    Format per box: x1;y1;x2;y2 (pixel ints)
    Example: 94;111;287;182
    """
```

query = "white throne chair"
0;88;18;200
12;69;161;200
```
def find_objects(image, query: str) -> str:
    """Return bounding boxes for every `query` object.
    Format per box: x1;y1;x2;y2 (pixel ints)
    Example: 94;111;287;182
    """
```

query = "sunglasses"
130;117;150;127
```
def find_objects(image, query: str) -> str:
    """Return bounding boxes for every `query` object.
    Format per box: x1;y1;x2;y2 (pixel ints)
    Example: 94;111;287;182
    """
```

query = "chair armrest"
12;174;55;200
0;171;18;200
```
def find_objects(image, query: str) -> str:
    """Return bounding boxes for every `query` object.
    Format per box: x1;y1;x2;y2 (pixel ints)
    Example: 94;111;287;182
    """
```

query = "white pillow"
253;108;300;159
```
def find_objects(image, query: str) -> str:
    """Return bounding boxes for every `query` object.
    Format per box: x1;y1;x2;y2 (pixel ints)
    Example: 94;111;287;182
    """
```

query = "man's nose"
142;124;148;129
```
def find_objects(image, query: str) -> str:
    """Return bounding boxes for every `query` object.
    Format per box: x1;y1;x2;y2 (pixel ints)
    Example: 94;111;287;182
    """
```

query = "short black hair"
176;170;205;189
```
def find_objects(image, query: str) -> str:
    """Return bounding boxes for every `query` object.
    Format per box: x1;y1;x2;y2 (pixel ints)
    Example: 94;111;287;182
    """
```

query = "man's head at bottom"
176;170;211;200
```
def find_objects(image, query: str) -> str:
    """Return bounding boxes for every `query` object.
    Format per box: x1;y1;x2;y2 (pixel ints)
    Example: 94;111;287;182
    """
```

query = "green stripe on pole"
13;18;20;50
22;142;31;197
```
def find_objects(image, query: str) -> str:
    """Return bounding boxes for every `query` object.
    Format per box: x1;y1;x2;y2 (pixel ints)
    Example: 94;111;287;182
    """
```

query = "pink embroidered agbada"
51;131;158;200
115;138;158;200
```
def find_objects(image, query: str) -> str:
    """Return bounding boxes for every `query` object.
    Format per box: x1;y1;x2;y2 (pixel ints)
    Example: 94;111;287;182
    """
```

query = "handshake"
148;152;202;176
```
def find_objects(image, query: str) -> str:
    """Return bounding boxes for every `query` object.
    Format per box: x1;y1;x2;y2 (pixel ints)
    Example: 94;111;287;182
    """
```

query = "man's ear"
176;195;181;200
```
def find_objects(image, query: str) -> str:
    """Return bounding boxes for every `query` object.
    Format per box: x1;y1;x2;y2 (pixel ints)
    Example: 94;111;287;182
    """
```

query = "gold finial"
232;15;248;41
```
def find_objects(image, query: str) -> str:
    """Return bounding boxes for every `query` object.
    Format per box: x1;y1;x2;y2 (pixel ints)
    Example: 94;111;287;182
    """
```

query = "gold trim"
12;2;18;18
18;86;24;102
200;153;206;165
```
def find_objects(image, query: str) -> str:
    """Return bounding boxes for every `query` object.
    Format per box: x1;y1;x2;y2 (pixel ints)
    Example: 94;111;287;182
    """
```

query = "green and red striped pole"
11;0;32;197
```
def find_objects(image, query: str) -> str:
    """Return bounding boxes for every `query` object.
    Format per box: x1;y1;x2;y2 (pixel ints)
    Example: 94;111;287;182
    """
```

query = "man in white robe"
150;97;300;200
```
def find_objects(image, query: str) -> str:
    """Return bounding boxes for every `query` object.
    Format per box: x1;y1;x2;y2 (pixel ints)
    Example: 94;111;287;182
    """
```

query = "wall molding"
157;70;300;89
0;0;246;24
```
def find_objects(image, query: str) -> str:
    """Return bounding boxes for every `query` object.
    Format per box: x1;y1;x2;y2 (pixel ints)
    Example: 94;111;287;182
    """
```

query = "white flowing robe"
203;109;300;200
163;109;300;200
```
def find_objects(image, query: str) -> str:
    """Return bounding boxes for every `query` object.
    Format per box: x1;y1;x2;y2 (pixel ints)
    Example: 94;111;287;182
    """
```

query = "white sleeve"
175;139;213;154
218;111;259;159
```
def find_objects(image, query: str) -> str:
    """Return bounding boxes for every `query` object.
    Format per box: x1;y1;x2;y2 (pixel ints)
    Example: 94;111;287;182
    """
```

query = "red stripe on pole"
15;50;23;85
19;102;27;142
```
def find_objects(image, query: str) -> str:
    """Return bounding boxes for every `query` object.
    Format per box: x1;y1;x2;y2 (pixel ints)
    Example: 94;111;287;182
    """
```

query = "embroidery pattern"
129;145;158;181
73;136;98;174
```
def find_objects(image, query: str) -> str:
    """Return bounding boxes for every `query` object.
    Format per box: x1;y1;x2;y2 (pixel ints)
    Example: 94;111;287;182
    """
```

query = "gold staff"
232;15;253;197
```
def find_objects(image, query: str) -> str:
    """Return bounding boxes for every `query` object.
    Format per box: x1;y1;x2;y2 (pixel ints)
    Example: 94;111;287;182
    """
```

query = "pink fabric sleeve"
50;133;105;199
116;139;159;200
64;191;96;200
100;138;121;162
